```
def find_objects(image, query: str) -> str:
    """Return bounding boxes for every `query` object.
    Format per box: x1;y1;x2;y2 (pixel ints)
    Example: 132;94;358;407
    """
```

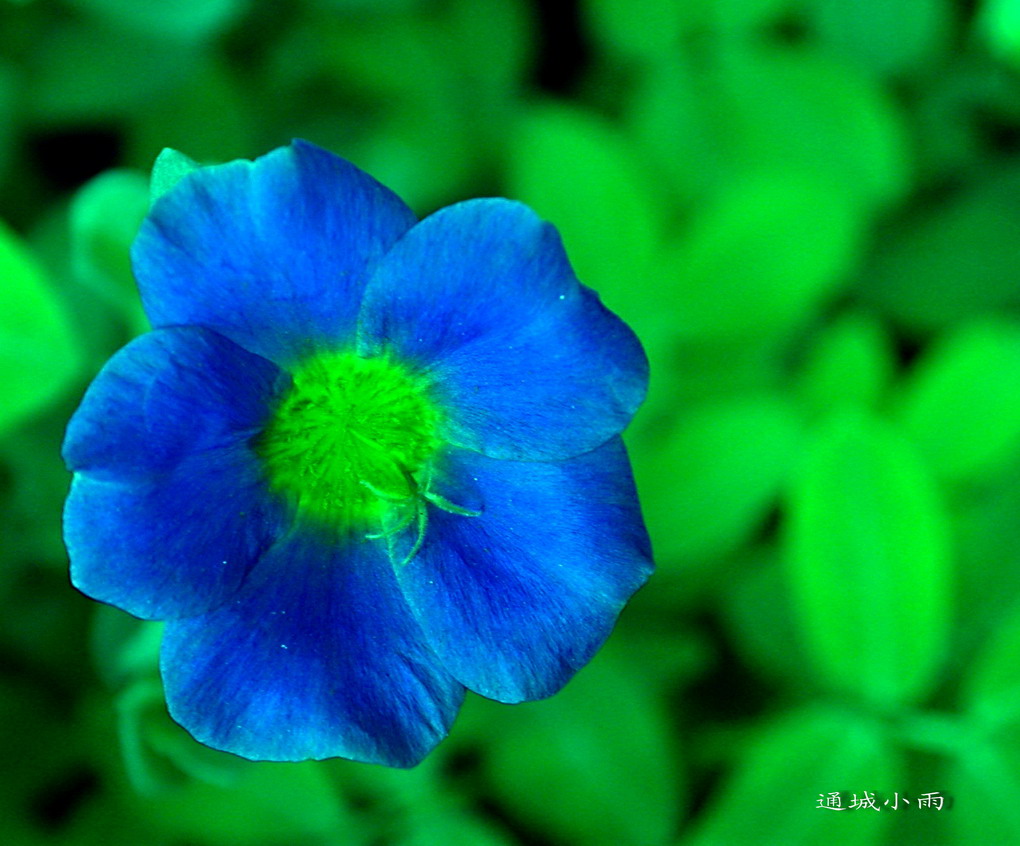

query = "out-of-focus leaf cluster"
2;0;1020;843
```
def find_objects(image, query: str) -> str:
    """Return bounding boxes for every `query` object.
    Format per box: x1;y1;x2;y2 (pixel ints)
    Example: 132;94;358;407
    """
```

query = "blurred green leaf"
721;547;813;691
0;410;77;573
804;0;952;77
292;1;521;212
340;102;476;215
583;0;690;60
508;101;663;334
714;43;910;210
0;219;83;436
70;169;150;336
90;606;162;689
28;20;189;122
585;0;797;60
897;319;1020;484
128;59;254;169
654;335;785;415
980;0;1020;65
117;679;249;795
149;149;200;204
949;733;1020;842
784;410;952;708
116;679;192;795
131;757;348;844
962;599;1020;727
626;50;732;206
628;332;787;463
327;748;513;843
658;168;862;343
309;5;445;100
0;61;17;182
633;392;802;565
908;52;1020;184
66;0;250;43
797;311;895;419
858;167;1020;333
440;0;533;155
393;807;515;846
311;0;424;9
482;647;681;846
631;42;909;213
683;705;899;846
953;457;1020;664
707;0;799;30
0;677;85;846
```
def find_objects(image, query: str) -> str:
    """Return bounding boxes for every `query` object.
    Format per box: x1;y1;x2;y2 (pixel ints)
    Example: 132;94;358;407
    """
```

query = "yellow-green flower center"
256;351;441;536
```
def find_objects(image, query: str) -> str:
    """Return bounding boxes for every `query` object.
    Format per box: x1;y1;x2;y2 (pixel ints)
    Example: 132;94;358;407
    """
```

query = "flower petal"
64;327;286;480
134;140;417;365
160;533;465;766
63;327;288;619
357;199;648;460
393;437;653;702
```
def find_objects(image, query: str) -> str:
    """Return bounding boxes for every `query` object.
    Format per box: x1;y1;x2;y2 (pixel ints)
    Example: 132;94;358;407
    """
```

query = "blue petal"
160;532;465;766
357;199;648;461
394;437;653;702
425;444;484;514
134;140;417;365
63;327;288;619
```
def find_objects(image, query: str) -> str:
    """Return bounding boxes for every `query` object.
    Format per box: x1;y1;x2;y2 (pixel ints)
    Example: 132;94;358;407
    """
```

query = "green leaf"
633;392;802;566
858;167;1020;333
953;457;1020;661
896;319;1020;484
339;102;476;214
0;219;83;436
327;753;515;845
482;646;681;846
0;409;80;575
585;0;799;60
294;1;514;211
714;43;910;210
707;0;800;30
66;0;250;43
70;169;150;336
630;42;909;214
685;705;900;846
721;547;814;691
979;0;1020;66
28;20;187;122
784;410;952;708
797;311;895;419
0;678;81;846
804;0;952;77
116;679;249;796
311;0;424;9
949;734;1020;842
962;600;1020;727
128;59;254;170
508;102;663;338
393;808;515;846
626;51;732;207
658;168;863;343
0;61;17;182
439;0;533;154
90;606;163;689
583;0;692;60
149;149;200;204
133;757;347;844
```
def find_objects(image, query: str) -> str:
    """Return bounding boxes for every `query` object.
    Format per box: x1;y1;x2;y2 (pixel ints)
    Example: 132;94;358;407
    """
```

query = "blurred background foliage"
1;0;1020;843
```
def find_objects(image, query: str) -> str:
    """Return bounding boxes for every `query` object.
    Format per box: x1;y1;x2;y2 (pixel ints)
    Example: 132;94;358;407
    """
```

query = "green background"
2;0;1020;843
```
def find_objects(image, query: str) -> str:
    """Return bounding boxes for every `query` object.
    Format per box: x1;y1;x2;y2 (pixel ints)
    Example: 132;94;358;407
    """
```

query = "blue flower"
63;140;653;766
